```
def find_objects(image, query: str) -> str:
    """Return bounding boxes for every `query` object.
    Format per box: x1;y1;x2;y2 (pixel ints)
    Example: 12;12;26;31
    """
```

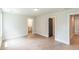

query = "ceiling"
2;8;72;17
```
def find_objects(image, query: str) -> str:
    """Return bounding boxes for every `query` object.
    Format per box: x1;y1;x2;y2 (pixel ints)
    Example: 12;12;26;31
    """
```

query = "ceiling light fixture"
33;8;39;11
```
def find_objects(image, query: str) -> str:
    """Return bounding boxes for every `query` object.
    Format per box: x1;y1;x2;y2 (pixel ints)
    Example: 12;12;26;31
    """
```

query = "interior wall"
74;15;79;35
70;15;75;39
0;9;2;37
35;15;48;37
35;9;79;45
3;12;33;39
35;11;70;44
0;9;2;47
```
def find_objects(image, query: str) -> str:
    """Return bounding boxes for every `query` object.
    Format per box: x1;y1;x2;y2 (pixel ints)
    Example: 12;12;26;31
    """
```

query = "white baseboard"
4;34;27;40
55;38;70;45
34;32;48;37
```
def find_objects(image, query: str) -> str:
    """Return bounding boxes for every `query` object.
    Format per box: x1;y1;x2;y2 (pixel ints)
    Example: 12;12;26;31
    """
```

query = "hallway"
0;34;79;50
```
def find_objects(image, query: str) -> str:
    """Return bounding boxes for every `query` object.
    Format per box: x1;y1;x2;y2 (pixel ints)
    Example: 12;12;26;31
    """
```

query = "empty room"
0;8;79;50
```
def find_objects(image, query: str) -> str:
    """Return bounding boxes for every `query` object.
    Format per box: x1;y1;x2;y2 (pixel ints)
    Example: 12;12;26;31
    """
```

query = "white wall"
35;9;79;45
35;15;48;37
75;15;79;35
0;9;2;47
3;12;33;39
0;9;2;37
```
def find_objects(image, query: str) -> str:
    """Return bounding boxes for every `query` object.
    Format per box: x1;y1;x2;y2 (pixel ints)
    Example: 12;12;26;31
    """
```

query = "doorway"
48;18;55;37
70;14;79;45
28;19;33;35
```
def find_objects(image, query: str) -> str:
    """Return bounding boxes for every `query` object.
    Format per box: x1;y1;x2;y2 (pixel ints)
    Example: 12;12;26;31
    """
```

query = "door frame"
69;12;79;44
48;16;56;37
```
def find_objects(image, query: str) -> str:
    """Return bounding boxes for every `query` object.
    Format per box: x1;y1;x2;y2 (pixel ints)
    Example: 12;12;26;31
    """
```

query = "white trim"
55;38;70;45
69;12;79;15
4;34;27;40
34;33;48;37
68;12;79;45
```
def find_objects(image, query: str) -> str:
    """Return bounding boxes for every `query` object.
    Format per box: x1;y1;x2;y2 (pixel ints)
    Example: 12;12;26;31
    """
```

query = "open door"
48;18;53;37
